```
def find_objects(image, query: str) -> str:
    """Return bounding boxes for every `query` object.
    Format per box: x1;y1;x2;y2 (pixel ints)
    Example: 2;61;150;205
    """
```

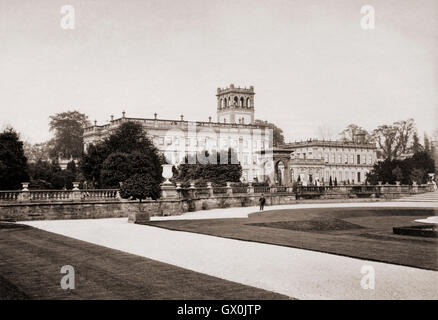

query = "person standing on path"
259;194;266;211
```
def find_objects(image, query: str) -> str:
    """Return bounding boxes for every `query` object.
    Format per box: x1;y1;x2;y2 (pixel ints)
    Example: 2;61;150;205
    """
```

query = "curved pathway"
23;201;438;300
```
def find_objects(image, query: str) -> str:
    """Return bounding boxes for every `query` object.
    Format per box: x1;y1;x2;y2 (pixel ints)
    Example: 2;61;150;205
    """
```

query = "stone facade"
265;139;377;186
83;85;272;183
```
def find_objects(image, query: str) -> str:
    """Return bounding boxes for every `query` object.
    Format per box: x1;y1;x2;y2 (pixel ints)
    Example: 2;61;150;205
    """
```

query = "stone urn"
162;164;173;184
21;182;30;191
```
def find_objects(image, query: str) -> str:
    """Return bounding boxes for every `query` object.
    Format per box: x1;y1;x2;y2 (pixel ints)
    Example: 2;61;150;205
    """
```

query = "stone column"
284;160;291;187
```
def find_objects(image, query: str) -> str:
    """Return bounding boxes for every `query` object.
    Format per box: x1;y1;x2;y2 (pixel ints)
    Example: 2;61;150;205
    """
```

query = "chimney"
208;116;212;123
154;113;157;120
180;115;184;121
110;115;114;121
122;111;126;118
94;120;97;126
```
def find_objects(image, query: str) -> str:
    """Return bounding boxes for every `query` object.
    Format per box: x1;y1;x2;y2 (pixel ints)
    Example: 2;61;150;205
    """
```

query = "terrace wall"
0;183;434;221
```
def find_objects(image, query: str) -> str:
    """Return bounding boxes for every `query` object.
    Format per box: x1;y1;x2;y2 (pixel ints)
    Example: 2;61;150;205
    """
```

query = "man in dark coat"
259;194;266;211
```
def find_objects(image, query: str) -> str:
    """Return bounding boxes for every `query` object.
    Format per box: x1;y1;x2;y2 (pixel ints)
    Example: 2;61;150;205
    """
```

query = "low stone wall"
0;199;185;222
183;193;297;212
0;184;435;222
0;193;299;222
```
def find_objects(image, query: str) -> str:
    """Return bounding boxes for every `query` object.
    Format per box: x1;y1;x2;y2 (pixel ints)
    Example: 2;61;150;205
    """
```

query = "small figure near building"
259;194;266;211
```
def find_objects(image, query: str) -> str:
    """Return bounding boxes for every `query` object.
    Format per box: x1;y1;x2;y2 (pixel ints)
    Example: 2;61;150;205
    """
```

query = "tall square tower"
216;84;255;124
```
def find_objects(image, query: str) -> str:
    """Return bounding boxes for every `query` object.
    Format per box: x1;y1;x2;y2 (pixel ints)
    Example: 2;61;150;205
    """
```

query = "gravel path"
24;204;438;300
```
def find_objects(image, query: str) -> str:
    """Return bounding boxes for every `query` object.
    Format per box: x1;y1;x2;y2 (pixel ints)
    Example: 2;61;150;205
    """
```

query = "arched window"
247;98;251;108
234;96;238;105
240;97;244;107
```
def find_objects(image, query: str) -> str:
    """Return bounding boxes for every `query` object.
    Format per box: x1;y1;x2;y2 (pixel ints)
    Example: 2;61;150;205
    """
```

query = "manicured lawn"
0;223;288;300
148;207;438;270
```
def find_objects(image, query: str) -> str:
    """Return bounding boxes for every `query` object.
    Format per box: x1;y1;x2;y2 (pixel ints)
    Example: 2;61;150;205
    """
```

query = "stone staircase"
397;190;438;202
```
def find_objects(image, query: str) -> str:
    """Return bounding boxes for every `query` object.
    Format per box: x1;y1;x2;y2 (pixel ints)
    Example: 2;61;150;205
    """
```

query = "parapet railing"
0;188;119;203
0;183;434;203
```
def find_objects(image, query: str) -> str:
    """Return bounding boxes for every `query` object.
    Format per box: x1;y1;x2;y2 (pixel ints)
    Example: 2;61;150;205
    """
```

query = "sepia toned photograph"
0;0;437;309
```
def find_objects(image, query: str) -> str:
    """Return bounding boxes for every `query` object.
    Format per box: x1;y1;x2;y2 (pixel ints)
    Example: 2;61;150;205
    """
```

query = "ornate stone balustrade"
0;184;120;203
0;182;434;204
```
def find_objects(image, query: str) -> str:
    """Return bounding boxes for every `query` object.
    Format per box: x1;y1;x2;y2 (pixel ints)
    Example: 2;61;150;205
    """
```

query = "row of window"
324;170;369;183
154;136;266;149
297;152;373;165
163;151;260;166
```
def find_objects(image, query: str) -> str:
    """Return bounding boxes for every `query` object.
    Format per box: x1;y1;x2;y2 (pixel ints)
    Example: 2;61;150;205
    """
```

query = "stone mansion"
83;84;378;185
83;84;272;182
270;136;377;186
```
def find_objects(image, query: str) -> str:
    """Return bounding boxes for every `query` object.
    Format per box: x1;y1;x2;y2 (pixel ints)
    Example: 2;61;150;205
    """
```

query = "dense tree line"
172;149;242;187
27;159;78;189
366;152;435;185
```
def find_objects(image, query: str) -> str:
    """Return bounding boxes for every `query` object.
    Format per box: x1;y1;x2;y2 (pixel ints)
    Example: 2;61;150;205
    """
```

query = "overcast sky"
1;0;437;143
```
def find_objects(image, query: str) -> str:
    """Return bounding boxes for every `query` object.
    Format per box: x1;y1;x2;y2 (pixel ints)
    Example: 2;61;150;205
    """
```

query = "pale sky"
1;0;437;143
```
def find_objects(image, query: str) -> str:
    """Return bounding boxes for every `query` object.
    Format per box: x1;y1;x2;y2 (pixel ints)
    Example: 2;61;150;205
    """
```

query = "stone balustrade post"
247;182;254;195
270;186;277;193
207;182;214;198
395;181;401;193
226;182;233;197
412;181;418;194
176;183;182;198
18;182;31;202
161;181;179;199
189;182;196;198
72;182;82;200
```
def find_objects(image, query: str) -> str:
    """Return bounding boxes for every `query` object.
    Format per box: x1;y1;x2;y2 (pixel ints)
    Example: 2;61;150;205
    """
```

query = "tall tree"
23;141;53;163
372;124;400;160
80;121;164;189
49;111;90;159
410;131;423;154
394;118;415;155
424;132;431;153
262;122;285;146
372;119;416;160
339;124;372;143
0;128;29;190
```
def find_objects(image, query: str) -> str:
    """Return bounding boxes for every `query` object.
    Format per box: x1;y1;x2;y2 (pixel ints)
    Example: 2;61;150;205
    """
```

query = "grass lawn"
148;207;438;270
0;223;288;300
